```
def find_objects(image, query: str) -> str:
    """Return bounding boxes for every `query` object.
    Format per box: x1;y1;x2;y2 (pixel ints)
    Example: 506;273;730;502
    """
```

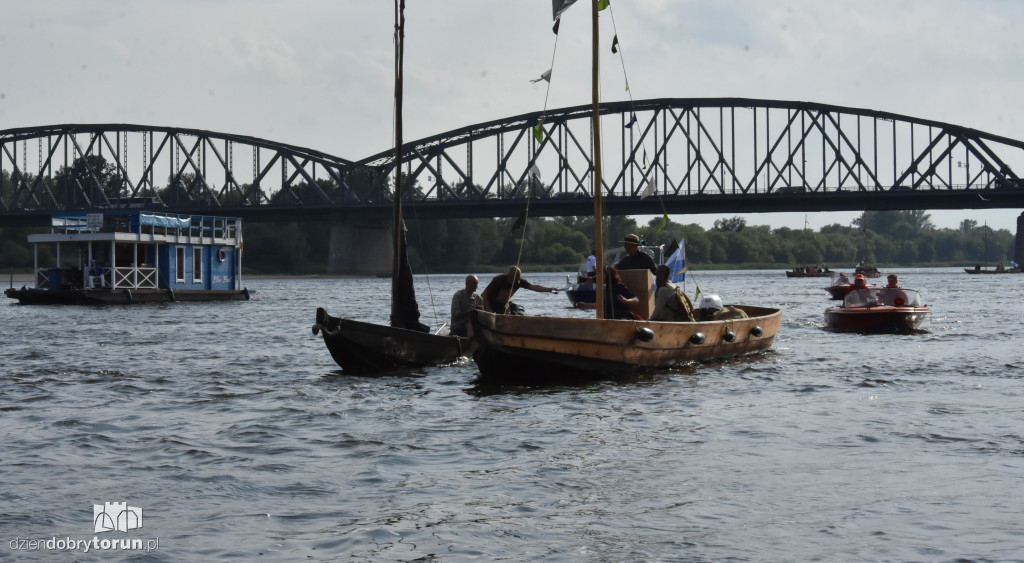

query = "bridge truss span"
4;99;1024;224
0;123;363;224
363;97;1024;218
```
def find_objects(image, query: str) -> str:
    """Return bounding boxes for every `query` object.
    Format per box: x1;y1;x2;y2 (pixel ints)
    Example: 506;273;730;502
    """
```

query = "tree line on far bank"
1;210;1014;275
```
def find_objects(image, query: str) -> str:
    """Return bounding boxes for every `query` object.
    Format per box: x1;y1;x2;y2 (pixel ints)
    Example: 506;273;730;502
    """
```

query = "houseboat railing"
112;266;157;289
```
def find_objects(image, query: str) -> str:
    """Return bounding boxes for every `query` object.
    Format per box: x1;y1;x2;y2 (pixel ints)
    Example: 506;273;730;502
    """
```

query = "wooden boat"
314;309;472;373
824;287;929;333
786;267;831;278
854;264;881;278
963;221;1018;273
312;2;470;373
964;264;1021;274
473;306;781;384
471;1;782;385
5;211;250;305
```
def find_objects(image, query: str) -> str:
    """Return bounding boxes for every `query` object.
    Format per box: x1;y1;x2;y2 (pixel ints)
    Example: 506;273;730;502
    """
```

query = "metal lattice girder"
0;123;360;218
361;98;1024;202
4;99;1024;223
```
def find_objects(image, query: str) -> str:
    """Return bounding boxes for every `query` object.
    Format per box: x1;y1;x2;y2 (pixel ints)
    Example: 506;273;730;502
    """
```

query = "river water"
1;268;1022;561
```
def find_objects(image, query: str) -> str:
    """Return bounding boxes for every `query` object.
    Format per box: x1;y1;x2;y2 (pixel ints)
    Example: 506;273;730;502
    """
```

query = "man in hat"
614;234;657;273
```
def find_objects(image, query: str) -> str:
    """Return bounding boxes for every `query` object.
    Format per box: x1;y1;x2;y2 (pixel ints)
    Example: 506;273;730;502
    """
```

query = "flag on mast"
665;240;687;283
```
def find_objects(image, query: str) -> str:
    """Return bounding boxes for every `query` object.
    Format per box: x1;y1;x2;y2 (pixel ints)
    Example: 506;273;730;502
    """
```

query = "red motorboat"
824;288;929;333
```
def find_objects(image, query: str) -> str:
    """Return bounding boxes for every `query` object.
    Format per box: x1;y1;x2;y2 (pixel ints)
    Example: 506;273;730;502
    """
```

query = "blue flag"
665;241;686;283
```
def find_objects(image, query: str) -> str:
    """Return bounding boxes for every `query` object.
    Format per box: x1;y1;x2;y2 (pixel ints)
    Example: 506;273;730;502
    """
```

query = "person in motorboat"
885;274;900;288
846;273;869;294
481;266;559;315
449;274;482;337
650;264;694;322
835;272;850;285
615;234;657;274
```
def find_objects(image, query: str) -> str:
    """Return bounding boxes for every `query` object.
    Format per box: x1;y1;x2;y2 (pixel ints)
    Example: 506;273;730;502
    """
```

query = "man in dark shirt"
481;266;559;315
615;234;656;274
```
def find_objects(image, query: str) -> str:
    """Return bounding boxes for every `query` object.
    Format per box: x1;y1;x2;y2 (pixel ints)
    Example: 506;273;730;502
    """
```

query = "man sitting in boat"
846;274;869;294
86;260;107;288
650;264;694;322
886;274;900;288
604;267;641;319
835;272;850;285
449;275;482;337
481;266;559;315
615;234;657;274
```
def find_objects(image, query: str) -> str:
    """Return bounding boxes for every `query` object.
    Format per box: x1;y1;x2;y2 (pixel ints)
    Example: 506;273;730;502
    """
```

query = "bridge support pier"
327;221;393;276
1017;213;1024;267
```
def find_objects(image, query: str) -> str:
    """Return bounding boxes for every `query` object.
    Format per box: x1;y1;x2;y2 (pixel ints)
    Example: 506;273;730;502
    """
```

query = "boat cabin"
6;211;248;304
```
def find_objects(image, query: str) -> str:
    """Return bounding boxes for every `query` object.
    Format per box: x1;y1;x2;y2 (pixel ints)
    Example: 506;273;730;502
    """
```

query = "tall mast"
391;0;405;319
591;0;606;319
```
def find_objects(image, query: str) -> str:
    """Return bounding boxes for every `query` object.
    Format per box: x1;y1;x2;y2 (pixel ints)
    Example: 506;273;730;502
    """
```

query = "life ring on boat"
217;248;227;263
893;296;906;307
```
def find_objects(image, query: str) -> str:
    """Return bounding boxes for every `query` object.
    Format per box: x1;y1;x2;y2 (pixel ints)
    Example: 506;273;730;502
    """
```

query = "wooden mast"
591;0;606;319
390;0;405;321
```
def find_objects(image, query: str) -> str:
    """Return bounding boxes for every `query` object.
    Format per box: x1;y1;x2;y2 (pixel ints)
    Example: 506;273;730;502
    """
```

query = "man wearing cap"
614;234;657;274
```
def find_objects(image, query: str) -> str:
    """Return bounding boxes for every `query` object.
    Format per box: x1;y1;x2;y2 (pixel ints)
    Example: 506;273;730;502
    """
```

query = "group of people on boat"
792;265;829;274
448;266;560;337
448;233;737;335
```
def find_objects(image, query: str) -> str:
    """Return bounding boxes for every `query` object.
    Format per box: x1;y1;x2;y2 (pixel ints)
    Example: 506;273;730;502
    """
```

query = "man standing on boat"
450;275;482;337
615;234;657;274
481;266;559;315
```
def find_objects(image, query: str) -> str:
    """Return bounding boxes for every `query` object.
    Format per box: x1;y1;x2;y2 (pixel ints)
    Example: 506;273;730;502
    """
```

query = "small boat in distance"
785;265;831;278
5;211;250;305
964;263;1021;274
824;287;929;333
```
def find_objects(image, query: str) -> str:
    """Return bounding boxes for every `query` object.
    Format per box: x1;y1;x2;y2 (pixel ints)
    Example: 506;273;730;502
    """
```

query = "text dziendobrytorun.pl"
8;536;159;553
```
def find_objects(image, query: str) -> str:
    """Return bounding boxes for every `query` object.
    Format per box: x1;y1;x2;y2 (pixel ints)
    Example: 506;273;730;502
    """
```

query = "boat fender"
123;289;132;304
634;327;655;342
243;287;251;300
218;248;227;262
311;323;322;336
723;329;736;342
166;288;175;302
894;296;905;307
689;332;706;345
750;326;763;337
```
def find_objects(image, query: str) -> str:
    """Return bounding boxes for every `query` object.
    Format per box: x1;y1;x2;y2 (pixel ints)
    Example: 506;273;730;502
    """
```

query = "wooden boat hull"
786;270;831;277
824;306;929;333
5;287;250;305
471;306;782;385
964;267;1021;274
313;308;473;374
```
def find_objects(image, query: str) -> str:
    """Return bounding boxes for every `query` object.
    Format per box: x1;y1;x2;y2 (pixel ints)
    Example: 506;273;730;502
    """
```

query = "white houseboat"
5;211;250;304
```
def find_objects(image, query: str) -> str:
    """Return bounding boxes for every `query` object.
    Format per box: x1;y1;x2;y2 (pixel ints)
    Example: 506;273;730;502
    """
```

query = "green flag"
534;120;545;143
598;0;610;10
655;212;669;234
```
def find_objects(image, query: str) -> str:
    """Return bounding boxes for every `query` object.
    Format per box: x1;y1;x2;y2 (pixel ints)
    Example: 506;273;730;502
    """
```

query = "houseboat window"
176;247;186;282
193;247;202;283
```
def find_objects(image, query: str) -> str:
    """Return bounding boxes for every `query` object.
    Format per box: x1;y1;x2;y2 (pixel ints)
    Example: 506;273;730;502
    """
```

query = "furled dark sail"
390;223;429;332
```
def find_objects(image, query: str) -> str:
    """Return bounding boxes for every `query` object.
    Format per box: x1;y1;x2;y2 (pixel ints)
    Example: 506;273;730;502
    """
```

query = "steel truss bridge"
3;97;1024;227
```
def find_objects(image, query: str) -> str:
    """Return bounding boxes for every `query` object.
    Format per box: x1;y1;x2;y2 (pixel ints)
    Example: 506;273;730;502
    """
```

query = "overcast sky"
2;1;1023;232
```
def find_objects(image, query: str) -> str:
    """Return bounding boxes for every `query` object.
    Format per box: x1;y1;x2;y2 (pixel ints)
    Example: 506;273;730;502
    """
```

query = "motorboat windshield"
842;288;923;308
